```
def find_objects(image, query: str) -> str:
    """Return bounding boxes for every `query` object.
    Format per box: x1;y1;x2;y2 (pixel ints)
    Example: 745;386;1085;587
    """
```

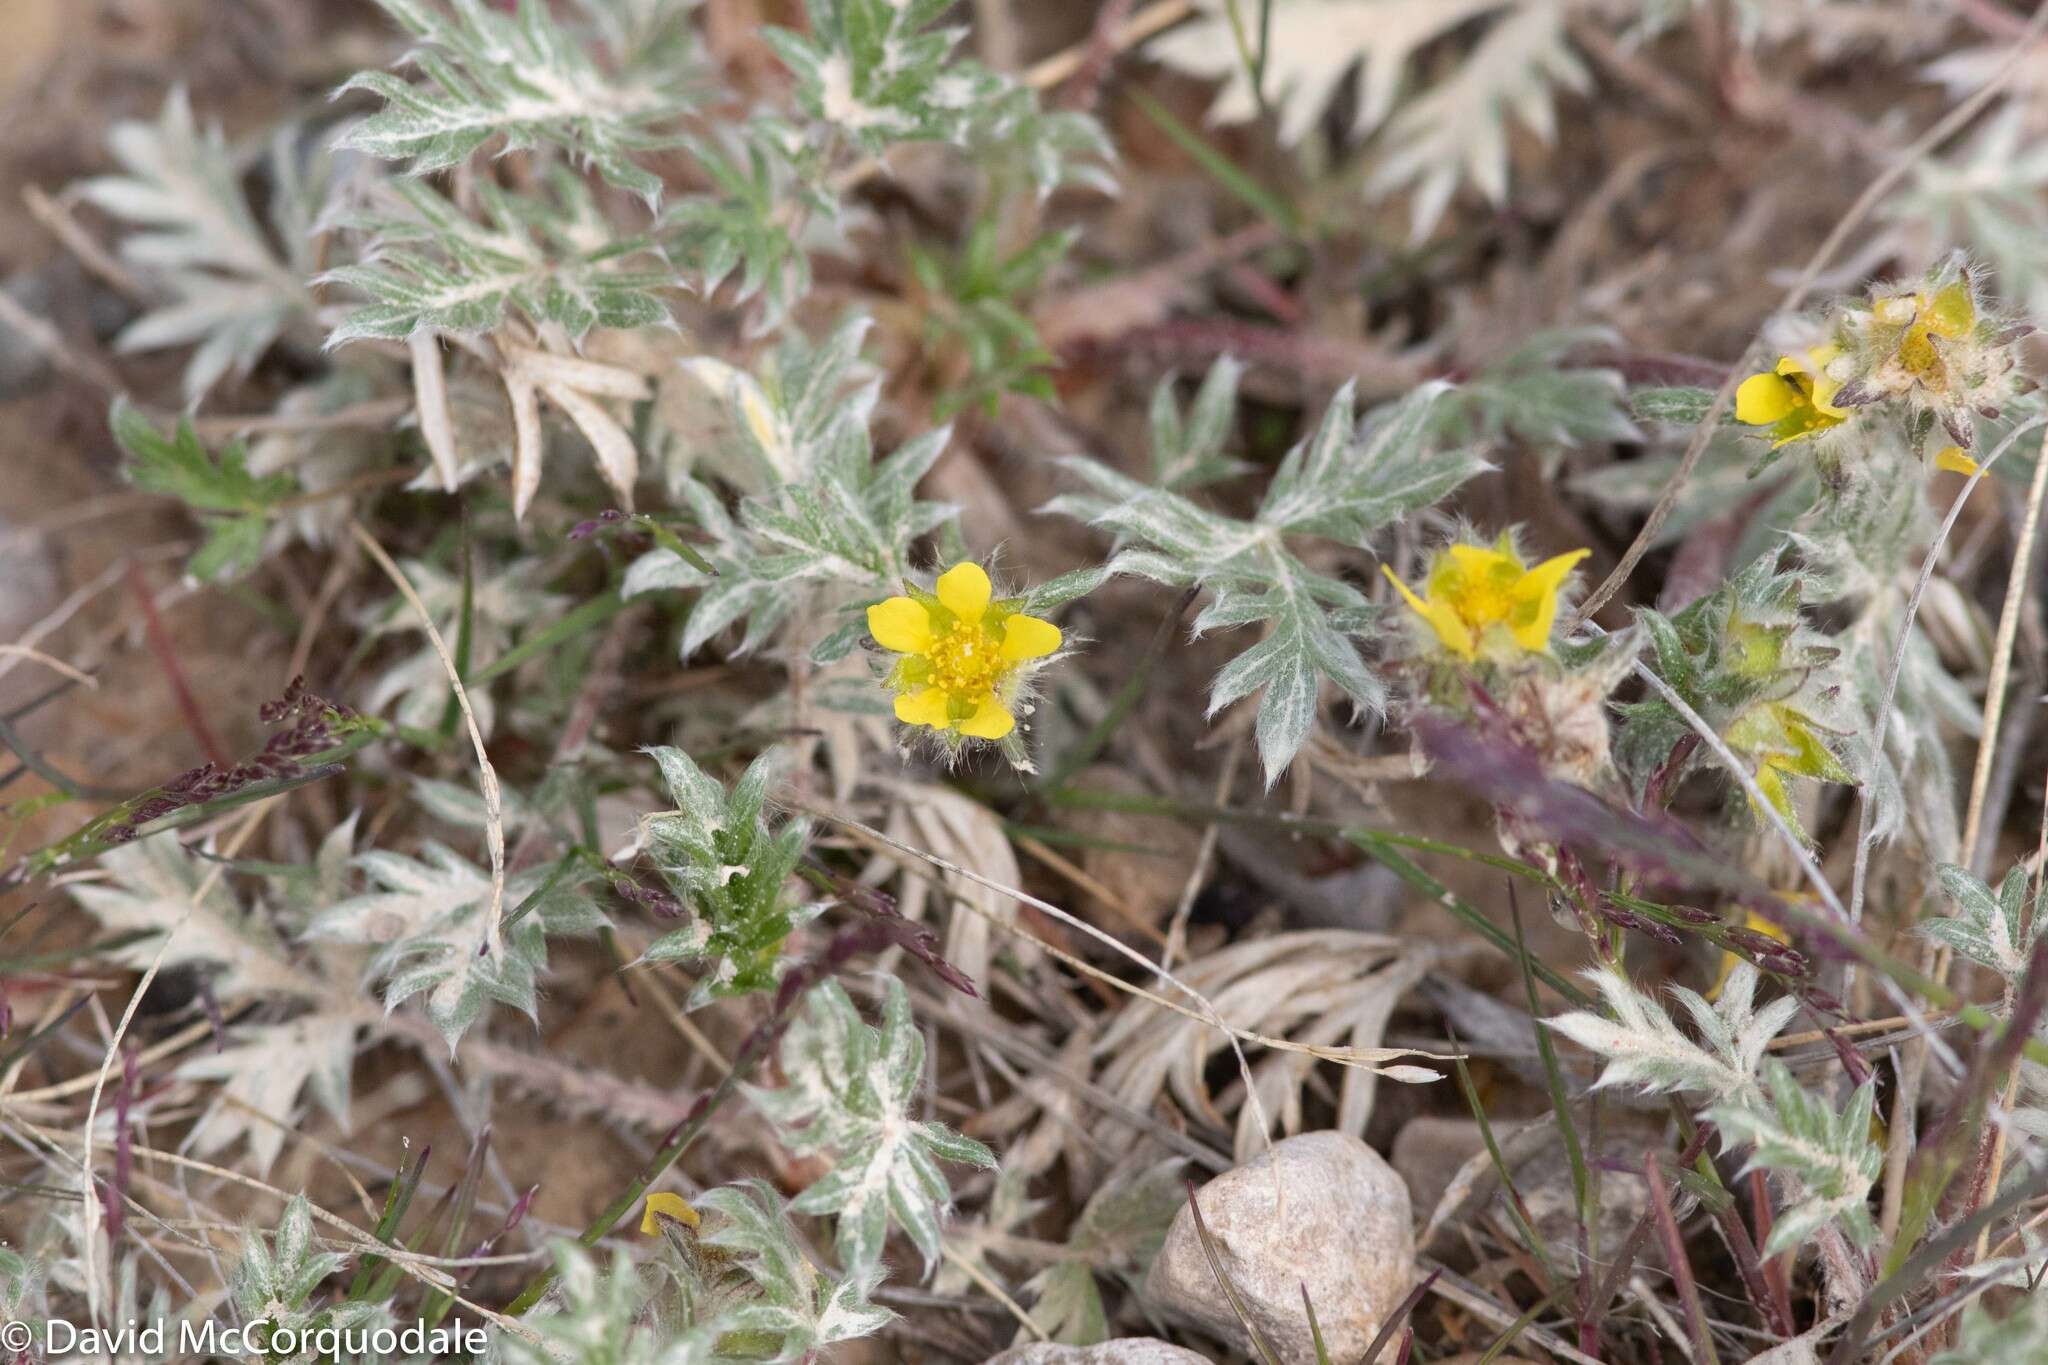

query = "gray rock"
1144;1130;1414;1365
985;1340;1212;1365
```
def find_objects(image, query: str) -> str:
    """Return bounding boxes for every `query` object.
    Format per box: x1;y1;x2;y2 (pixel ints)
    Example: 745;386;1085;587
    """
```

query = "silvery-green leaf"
75;91;320;399
336;0;698;205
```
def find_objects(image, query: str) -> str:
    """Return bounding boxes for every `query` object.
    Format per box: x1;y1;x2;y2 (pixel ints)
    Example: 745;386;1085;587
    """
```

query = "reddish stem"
123;562;229;768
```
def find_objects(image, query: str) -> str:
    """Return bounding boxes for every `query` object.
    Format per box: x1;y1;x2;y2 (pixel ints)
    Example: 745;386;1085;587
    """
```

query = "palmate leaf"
1549;965;1882;1258
696;1181;896;1357
1546;963;1796;1107
1923;863;2038;984
622;317;955;661
75;90;318;399
1712;1061;1882;1257
1150;0;1582;235
661;118;824;331
505;1243;720;1365
178;1013;358;1175
69;832;302;1003
308;839;604;1051
962;83;1117;202
323;174;677;344
1150;0;1509;147
337;0;699;206
1049;381;1485;783
112;400;298;582
745;980;995;1273
1366;0;1586;239
359;554;569;734
1433;327;1640;450
1148;356;1251;492
765;0;967;151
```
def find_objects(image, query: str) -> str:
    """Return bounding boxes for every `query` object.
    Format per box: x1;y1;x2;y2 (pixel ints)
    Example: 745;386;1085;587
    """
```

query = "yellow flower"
1881;280;1975;390
1735;344;1850;448
640;1192;699;1235
868;562;1062;742
1382;537;1591;662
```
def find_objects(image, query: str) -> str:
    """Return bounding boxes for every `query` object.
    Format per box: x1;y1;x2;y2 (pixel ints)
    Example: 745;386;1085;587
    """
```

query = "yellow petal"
935;562;991;624
1791;345;1849;417
1929;281;1975;338
1752;757;1793;824
958;695;1016;739
999;614;1061;662
867;597;933;654
894;687;953;728
1736;371;1797;425
641;1192;699;1235
1442;542;1518;577
1518;548;1592;598
1382;565;1474;660
1934;445;1980;476
1507;548;1590;651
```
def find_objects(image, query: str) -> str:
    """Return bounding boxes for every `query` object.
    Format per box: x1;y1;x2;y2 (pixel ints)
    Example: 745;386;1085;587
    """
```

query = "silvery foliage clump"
1147;0;1585;239
1430;327;1640;451
333;0;699;206
1048;374;1488;783
1548;963;1881;1256
622;316;956;663
746;979;997;1274
66;829;364;1175
329;0;1107;343
358;554;570;736
767;0;1110;197
511;1243;726;1365
323;172;677;345
520;1183;892;1365
308;838;605;1051
686;1181;895;1358
70;832;304;1003
1798;438;1982;856
77;89;323;400
1924;865;2048;1143
635;746;821;1007
231;1195;389;1347
1924;863;2040;984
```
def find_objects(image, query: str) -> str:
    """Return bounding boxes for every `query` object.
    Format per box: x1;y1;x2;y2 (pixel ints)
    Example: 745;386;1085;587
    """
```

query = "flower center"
1443;567;1520;632
927;620;1005;699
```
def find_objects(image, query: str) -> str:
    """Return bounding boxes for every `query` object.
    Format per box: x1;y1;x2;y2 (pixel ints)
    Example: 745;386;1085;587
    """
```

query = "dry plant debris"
5;1;2048;1362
